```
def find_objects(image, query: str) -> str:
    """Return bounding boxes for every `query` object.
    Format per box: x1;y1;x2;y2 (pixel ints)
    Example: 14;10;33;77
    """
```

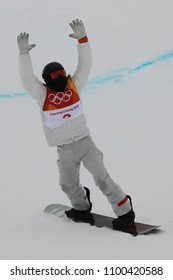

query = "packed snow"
0;0;173;260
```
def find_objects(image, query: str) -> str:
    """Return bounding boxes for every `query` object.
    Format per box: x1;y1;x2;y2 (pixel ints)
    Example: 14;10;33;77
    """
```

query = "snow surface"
0;0;173;260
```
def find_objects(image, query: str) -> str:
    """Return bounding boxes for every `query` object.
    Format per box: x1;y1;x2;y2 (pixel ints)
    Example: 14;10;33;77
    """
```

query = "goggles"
50;69;66;79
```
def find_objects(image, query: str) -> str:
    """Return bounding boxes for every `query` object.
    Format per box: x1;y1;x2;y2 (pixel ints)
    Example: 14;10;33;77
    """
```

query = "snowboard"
44;203;160;236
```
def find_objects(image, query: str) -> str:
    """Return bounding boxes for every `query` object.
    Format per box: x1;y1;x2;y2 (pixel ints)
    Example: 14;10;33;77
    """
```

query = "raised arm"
69;19;92;94
17;33;46;105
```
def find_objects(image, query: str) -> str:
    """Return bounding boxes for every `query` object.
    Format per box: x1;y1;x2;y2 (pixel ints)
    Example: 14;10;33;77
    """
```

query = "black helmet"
42;62;64;80
42;62;68;92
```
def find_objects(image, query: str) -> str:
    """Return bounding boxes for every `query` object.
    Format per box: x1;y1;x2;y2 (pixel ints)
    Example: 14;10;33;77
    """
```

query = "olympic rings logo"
48;90;72;105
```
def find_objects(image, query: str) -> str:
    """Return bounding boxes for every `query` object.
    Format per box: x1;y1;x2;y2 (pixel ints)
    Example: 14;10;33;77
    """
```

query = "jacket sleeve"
18;53;46;106
72;42;92;95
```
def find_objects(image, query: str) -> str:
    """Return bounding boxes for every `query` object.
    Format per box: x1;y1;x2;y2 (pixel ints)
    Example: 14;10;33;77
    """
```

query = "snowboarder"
17;19;135;229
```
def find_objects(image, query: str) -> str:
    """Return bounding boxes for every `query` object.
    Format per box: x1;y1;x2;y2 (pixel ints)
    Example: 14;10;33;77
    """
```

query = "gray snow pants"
57;135;131;216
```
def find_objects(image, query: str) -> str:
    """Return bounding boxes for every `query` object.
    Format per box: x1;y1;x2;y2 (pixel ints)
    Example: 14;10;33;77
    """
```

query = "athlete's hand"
17;33;36;55
69;19;87;40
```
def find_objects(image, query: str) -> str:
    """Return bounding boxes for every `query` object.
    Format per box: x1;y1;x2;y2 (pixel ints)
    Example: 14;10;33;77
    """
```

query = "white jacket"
18;42;92;146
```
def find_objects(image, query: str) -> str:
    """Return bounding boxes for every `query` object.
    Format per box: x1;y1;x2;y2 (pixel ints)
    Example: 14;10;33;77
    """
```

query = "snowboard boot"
65;187;92;221
112;195;135;230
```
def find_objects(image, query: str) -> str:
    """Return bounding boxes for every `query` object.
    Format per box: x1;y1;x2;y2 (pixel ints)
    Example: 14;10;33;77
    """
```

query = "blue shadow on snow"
1;51;173;99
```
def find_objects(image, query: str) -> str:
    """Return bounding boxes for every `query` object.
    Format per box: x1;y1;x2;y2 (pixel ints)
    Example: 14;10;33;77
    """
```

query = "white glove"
17;33;36;55
69;19;87;40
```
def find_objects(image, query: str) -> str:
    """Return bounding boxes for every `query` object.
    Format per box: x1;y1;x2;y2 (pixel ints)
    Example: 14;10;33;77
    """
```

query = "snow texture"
0;0;173;260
